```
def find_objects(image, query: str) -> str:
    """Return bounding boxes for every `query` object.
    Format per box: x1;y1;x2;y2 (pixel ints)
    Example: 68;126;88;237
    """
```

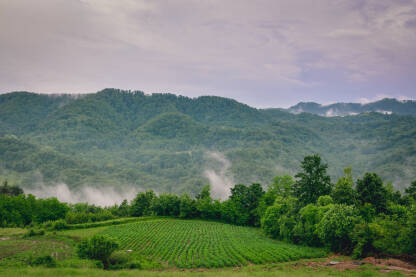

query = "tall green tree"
331;167;356;205
356;173;387;214
179;194;197;218
317;204;358;253
270;175;294;198
131;190;155;217
195;185;218;219
293;154;332;206
229;183;264;226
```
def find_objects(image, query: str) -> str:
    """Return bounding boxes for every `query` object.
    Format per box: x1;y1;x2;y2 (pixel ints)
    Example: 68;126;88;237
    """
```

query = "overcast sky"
0;0;415;107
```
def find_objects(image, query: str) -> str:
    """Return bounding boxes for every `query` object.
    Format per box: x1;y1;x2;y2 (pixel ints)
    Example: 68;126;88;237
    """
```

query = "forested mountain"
1;89;415;195
287;98;416;117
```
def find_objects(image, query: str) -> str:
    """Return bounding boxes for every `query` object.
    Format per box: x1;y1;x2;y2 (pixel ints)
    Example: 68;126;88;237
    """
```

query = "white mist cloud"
375;110;392;115
325;108;336;117
204;152;234;200
24;183;141;206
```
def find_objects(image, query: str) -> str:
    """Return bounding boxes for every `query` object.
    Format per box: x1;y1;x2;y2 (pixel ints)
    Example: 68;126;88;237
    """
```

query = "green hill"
1;89;415;194
287;98;416;117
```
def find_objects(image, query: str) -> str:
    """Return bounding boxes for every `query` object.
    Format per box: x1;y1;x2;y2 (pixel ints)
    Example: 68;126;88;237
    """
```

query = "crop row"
100;219;326;268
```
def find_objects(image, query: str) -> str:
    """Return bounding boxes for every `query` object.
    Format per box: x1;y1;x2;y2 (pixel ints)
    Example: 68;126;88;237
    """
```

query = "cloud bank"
1;0;415;107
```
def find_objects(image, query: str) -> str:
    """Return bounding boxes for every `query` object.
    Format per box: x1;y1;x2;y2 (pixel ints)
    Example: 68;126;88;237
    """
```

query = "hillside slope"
287;98;416;117
1;89;415;194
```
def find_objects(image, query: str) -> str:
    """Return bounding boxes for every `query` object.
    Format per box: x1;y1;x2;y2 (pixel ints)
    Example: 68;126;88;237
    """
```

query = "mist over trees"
1;154;416;259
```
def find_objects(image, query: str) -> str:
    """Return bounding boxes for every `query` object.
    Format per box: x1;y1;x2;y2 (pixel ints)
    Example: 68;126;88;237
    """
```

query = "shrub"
25;228;45;237
52;219;69;230
77;234;119;268
30;255;56;267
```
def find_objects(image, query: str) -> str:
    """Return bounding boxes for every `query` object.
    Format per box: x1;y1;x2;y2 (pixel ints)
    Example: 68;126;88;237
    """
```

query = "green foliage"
35;198;69;223
293;202;331;246
228;183;264;226
356;173;387;214
317;195;333;206
77;234;119;268
30;255;57;267
0;194;67;227
195;186;220;220
405;180;416;201
293;155;332;206
317;204;359;253
52;219;69;230
116;200;130;217
151;194;180;217
107;250;132;269
257;175;294;218
25;228;45;237
268;175;294;199
261;196;297;241
179;194;197;219
131;191;155;217
331;167;356;205
406;204;416;255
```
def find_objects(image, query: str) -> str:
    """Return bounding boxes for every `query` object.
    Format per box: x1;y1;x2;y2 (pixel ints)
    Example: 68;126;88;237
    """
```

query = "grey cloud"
0;0;415;107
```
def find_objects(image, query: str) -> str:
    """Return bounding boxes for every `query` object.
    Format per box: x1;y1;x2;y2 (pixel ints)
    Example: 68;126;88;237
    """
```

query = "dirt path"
299;256;416;276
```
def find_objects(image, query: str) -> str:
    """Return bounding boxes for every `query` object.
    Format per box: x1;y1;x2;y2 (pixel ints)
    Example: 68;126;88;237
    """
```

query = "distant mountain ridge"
0;89;415;195
287;98;416;117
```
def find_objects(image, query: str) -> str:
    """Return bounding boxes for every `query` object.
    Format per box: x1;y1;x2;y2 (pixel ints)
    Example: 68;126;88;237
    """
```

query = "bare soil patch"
300;256;416;276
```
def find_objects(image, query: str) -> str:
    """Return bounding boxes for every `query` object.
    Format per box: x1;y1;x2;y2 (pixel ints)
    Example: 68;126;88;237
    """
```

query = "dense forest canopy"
1;88;415;197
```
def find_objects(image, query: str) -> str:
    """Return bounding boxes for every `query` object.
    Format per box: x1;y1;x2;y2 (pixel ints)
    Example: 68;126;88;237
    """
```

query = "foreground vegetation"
2;154;416;263
0;155;415;277
0;218;324;269
1;221;413;275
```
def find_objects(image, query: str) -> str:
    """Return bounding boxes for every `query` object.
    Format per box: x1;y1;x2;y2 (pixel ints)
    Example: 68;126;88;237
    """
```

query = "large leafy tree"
356;172;387;214
196;185;220;219
317;204;359;253
229;183;264;226
269;175;294;198
130;190;155;217
331;167;356;205
293;154;332;206
258;175;294;217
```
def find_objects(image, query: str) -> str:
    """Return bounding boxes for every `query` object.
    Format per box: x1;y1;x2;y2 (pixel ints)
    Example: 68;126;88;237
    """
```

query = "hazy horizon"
1;87;415;109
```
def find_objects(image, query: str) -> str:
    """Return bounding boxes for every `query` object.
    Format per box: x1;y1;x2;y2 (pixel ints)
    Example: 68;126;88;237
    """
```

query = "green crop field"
99;219;326;268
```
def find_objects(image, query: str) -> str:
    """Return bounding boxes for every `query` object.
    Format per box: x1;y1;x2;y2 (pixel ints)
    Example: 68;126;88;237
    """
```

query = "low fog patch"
24;183;142;206
204;152;234;200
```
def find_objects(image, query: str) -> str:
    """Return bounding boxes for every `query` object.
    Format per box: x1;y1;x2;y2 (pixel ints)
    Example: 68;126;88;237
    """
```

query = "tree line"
1;154;416;258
